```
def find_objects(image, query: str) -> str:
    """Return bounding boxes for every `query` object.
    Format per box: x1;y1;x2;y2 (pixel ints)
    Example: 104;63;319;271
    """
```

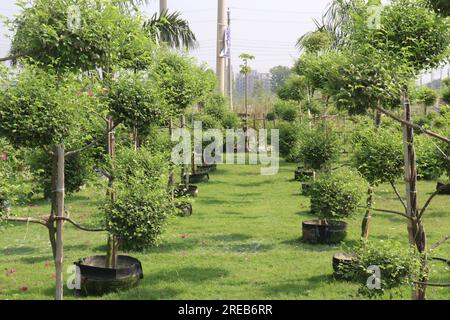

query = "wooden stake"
54;144;65;300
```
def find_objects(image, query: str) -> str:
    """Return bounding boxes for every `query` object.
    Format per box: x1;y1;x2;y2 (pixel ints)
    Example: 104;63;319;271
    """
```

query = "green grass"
0;160;449;300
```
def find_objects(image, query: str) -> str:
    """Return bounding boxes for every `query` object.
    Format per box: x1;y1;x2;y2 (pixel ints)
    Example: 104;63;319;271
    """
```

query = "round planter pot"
198;164;217;173
302;220;347;244
436;182;450;195
295;168;314;182
74;255;143;296
332;252;357;280
174;184;198;198
176;202;193;217
184;173;209;184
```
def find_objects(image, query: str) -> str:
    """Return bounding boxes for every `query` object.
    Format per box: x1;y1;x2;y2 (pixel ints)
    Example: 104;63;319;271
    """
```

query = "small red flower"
180;234;188;239
20;286;28;293
44;261;50;268
1;152;6;161
9;268;16;274
87;91;94;97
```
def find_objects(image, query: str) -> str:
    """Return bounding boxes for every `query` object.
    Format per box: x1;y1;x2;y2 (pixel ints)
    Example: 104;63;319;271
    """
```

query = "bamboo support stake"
54;144;65;300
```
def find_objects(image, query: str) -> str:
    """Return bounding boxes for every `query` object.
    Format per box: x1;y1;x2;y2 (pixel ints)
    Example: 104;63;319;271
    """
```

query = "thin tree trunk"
402;96;427;300
54;145;65;300
181;115;190;188
168;118;175;199
361;187;374;240
106;117;117;269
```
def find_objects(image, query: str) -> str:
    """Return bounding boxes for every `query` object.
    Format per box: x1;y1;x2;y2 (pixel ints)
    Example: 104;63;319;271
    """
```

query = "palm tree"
144;10;198;50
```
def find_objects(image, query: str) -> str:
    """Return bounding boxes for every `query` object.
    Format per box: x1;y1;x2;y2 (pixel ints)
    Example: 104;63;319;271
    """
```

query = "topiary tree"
415;134;444;181
414;86;438;115
310;168;366;222
352;126;404;239
273;100;299;122
104;146;174;251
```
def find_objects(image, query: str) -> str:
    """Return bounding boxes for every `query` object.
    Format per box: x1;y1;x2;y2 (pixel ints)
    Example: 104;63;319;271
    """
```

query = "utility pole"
227;7;233;110
160;0;168;14
216;0;226;95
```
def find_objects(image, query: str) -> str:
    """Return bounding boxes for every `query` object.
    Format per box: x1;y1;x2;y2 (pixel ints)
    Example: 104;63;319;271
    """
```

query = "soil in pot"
74;255;143;296
332;252;357;280
174;184;198;198
436;182;450;195
176;202;193;217
183;173;209;184
302;220;347;244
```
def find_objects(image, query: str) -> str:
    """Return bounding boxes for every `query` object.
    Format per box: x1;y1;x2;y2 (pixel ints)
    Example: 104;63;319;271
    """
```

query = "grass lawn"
0;160;449;300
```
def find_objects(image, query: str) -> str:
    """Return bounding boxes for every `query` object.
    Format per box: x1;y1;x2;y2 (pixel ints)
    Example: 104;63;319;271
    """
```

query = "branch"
54;217;105;232
358;206;412;220
5;217;48;227
0;52;30;63
431;234;450;250
65;122;120;157
413;281;450;288
417;188;441;221
390;181;407;212
374;105;450;145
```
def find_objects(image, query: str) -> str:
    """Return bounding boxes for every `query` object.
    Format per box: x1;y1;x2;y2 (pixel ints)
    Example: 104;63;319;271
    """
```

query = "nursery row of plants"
0;0;449;300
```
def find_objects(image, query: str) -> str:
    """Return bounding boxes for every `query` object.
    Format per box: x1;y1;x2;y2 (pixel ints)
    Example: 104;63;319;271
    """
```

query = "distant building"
235;70;271;97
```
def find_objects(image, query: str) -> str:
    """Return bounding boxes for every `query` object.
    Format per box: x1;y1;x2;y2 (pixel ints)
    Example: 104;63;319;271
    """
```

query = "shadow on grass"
1;246;37;256
263;274;333;295
281;238;360;252
114;287;182;300
147;267;229;284
19;255;52;264
209;233;252;242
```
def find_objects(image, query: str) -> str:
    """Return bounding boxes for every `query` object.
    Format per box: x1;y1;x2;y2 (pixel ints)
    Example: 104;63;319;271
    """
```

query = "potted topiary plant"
302;168;366;244
76;146;174;296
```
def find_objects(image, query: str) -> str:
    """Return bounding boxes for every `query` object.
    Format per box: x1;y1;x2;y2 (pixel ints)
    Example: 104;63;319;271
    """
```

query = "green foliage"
442;86;450;105
277;75;306;102
310;168;366;220
0;139;35;217
295;125;340;170
9;0;152;72
108;73;166;137
269;65;291;93
273;100;299;122
349;240;420;299
104;147;174;251
415;134;444;180
0;67;101;149
29;149;95;199
201;94;239;129
278;122;302;161
352;126;404;186
413;86;438;107
266;112;276;121
296;30;332;54
154;52;214;116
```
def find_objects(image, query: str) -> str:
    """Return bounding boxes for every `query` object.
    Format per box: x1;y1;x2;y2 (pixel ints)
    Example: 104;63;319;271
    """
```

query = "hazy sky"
0;0;447;80
0;0;330;73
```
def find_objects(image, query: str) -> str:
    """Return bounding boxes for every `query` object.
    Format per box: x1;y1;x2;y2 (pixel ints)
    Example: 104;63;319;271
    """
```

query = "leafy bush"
442;86;450;105
352;127;404;185
278;122;302;161
273;100;299;122
415;134;444;180
276;75;306;102
348;240;420;299
104;147;174;251
108;73;166;137
266;112;276;121
310;168;366;221
295;125;339;170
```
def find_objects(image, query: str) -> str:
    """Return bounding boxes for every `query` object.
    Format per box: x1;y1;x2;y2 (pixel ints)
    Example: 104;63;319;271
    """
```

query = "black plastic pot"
294;168;314;182
74;255;143;296
332;252;356;280
176;202;193;217
301;183;312;196
174;184;198;198
183;173;209;183
436;182;450;195
198;164;217;173
302;220;347;244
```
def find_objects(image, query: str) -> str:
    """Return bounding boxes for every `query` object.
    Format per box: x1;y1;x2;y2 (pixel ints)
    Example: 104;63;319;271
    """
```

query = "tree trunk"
402;96;427;300
181;114;190;188
361;186;374;240
168;118;175;199
54;144;65;300
105;117;118;269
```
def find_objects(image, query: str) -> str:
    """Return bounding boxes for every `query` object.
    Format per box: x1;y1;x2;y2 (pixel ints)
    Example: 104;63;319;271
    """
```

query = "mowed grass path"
0;160;449;300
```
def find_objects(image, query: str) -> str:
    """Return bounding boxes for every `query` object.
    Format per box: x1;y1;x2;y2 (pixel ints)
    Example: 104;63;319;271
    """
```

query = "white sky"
0;0;448;79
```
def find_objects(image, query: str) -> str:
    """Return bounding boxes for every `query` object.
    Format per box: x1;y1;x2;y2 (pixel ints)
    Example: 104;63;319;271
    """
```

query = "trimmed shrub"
274;100;299;122
310;168;366;221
